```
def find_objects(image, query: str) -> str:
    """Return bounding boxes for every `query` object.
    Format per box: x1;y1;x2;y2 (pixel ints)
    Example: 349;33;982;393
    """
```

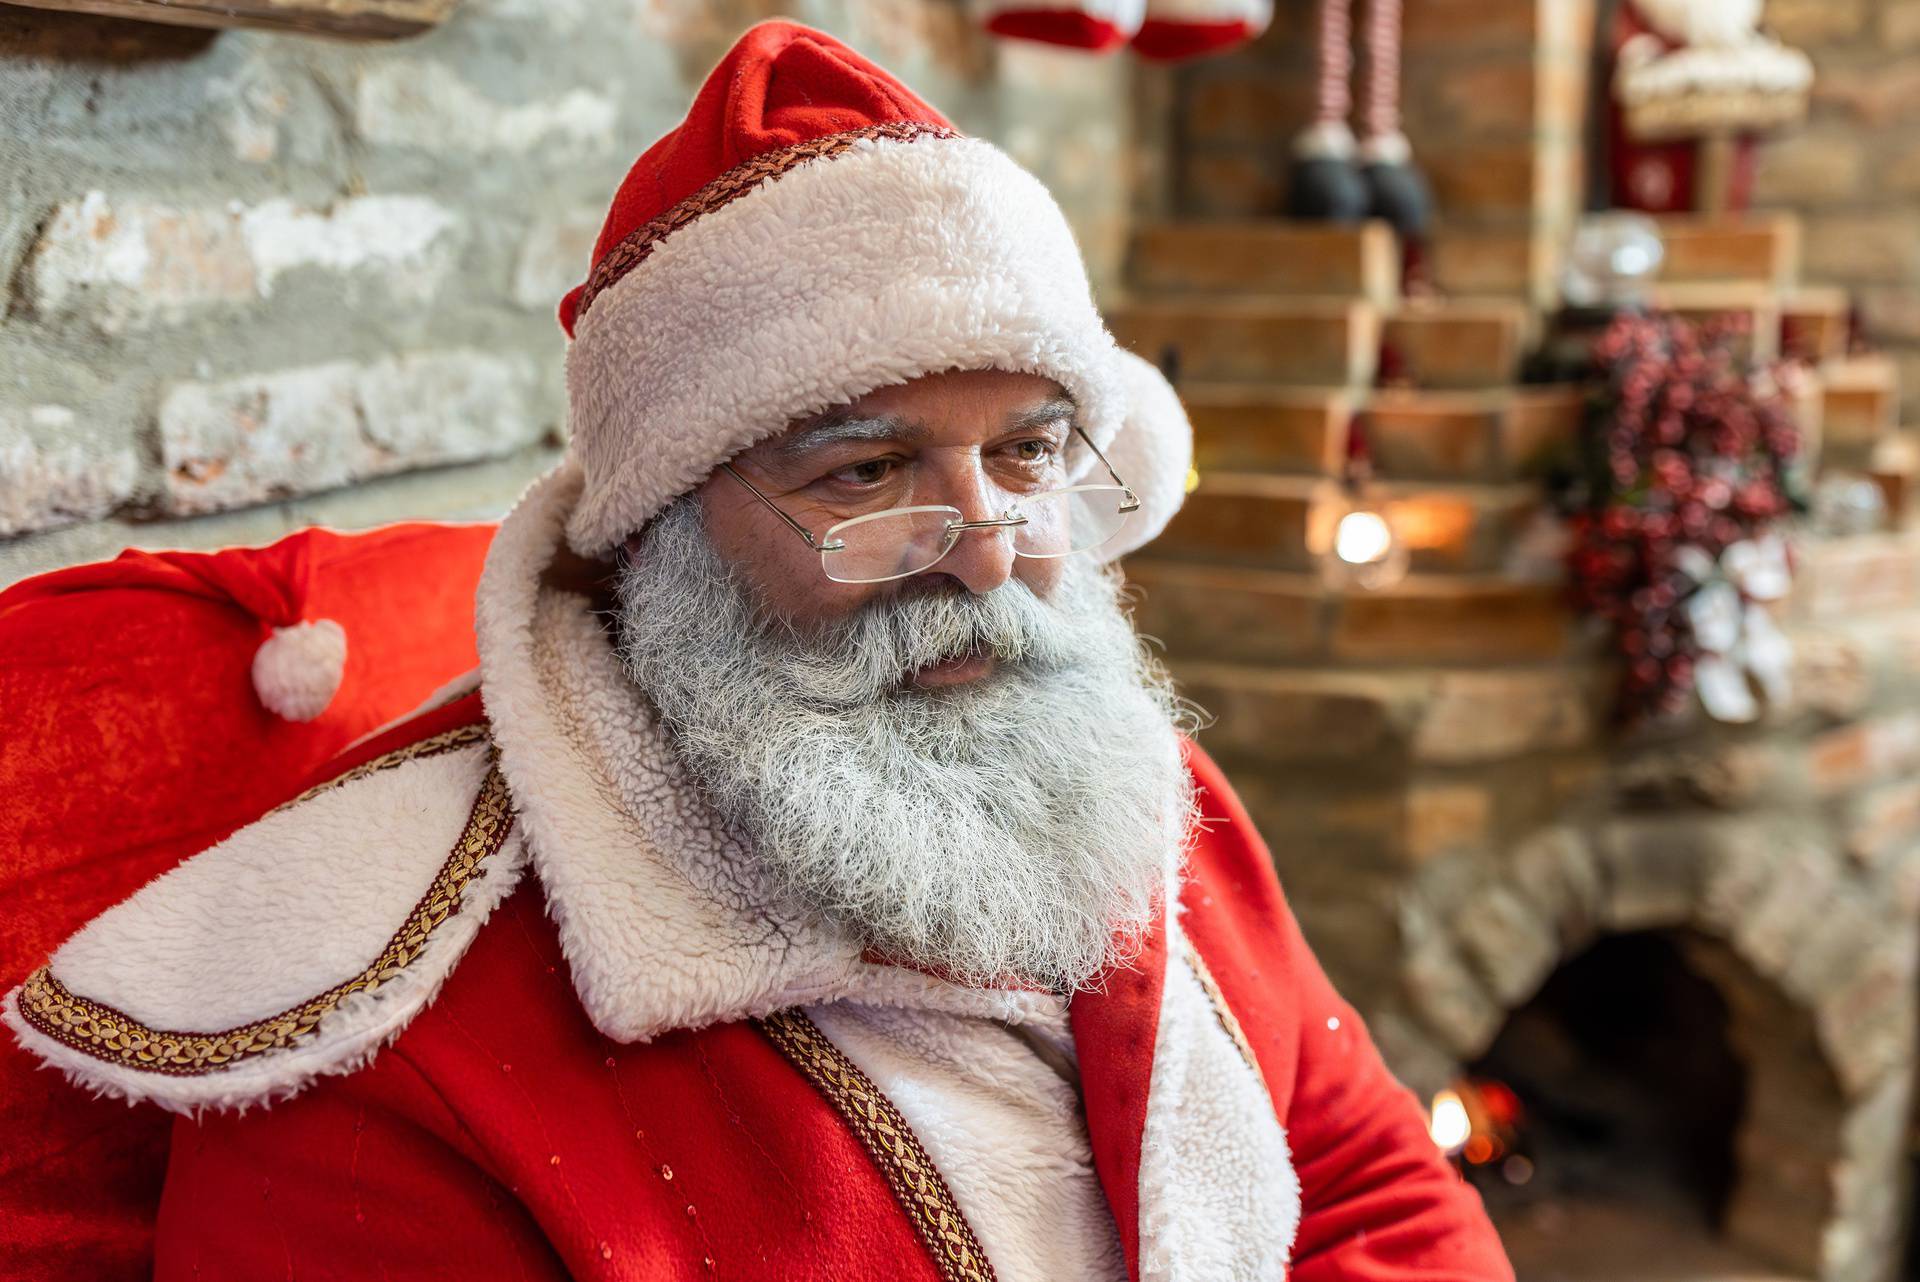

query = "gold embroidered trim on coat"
756;1007;998;1282
1182;935;1262;1078
572;120;959;326
18;757;515;1077
271;722;489;815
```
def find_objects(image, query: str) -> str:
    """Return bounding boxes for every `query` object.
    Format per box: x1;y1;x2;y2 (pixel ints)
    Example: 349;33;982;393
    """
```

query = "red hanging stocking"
1131;0;1273;61
973;0;1146;52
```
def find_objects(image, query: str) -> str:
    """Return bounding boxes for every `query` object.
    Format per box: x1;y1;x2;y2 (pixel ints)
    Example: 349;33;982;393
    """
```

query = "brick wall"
1753;0;1920;425
1158;0;1591;306
0;0;1132;586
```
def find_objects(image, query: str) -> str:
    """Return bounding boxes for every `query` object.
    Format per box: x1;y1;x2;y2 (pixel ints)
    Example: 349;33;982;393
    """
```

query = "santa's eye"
830;457;897;487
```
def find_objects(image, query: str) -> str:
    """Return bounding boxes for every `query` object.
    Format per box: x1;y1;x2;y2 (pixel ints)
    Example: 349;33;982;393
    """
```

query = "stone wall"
1753;0;1920;424
0;0;1134;587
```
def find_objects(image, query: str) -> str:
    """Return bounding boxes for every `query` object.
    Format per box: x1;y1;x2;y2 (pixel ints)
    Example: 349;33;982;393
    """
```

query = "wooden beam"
4;0;459;40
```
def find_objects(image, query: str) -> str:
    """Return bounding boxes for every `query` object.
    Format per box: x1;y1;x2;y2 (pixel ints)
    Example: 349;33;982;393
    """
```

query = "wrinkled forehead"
764;382;1079;469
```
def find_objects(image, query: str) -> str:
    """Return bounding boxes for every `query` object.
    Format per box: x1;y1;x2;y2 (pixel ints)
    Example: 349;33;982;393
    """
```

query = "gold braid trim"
756;1008;999;1282
270;722;489;815
1181;934;1262;1078
572;120;960;327
18;758;515;1077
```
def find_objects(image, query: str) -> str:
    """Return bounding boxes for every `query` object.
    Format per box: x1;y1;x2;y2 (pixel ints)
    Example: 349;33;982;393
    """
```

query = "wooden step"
1183;384;1354;476
1819;354;1901;465
1169;660;1602;768
1150;472;1541;575
1363;385;1583;482
1654;213;1801;289
1427;225;1539;300
1179;384;1583;482
1121;560;1570;665
1782;287;1850;363
1109;297;1380;387
1870;431;1918;528
1381;299;1530;389
1127;220;1400;306
1646;282;1783;363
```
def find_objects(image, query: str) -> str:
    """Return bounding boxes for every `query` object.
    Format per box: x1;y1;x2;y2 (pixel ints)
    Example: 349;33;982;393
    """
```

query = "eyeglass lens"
819;486;1134;584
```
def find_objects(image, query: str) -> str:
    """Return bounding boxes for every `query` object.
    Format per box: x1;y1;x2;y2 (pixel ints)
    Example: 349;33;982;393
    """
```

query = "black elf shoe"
1285;123;1369;223
1358;132;1433;242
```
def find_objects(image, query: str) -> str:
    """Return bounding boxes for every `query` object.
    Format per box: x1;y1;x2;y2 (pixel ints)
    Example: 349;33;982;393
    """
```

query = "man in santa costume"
6;19;1510;1281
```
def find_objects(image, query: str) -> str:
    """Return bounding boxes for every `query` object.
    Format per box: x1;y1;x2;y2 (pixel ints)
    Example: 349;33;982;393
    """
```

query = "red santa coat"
6;464;1510;1281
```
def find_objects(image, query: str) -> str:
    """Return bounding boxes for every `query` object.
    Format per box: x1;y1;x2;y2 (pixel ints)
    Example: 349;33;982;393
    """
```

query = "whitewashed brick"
355;62;616;154
0;405;141;536
241;196;457;299
513;207;602;312
24;192;460;332
159;350;539;515
27;192;254;330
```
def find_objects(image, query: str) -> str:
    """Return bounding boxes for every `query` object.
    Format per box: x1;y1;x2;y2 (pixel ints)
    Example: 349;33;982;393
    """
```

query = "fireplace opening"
1446;929;1821;1280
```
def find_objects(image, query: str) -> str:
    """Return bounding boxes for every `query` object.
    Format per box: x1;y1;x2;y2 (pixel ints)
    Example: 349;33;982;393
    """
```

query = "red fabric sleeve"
152;1050;570;1282
1279;908;1514;1282
1182;744;1513;1282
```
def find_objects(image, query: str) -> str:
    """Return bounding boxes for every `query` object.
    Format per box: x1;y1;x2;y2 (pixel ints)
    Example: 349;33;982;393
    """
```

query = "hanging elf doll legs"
1287;0;1433;258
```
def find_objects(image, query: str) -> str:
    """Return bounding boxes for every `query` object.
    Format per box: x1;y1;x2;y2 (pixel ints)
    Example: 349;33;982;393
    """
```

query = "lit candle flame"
1429;1089;1471;1154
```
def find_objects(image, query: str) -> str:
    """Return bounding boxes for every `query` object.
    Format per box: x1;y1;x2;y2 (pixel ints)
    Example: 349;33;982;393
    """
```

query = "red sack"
1;521;496;1282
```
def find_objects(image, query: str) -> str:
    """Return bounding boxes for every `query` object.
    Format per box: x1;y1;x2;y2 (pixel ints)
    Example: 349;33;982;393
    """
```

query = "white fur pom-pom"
251;618;347;722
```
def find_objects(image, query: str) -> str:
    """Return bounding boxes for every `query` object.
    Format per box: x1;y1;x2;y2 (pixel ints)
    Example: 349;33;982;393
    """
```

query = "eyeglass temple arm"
719;462;835;550
1072;424;1141;513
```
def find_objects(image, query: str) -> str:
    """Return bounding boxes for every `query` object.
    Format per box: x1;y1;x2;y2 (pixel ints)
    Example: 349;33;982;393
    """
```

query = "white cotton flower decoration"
1680;537;1794;723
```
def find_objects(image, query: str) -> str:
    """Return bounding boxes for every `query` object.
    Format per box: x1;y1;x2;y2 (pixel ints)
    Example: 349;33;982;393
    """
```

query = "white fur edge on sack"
563;133;1126;558
2;745;528;1115
1096;347;1193;563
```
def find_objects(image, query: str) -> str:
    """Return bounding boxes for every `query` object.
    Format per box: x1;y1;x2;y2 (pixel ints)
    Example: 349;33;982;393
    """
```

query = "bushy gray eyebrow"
774;394;1077;461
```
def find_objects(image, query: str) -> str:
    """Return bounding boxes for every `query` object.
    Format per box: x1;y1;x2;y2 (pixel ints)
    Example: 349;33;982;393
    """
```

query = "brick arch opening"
1395;822;1913;1282
1459;927;1842;1280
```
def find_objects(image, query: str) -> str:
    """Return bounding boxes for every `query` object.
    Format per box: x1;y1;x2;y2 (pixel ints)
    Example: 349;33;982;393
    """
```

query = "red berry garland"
1569;310;1804;722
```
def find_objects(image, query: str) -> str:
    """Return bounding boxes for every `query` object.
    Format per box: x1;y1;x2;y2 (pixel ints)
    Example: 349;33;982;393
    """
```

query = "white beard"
611;496;1198;994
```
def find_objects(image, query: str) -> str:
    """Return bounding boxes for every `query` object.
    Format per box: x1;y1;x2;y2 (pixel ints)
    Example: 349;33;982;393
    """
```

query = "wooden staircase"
1105;218;1579;684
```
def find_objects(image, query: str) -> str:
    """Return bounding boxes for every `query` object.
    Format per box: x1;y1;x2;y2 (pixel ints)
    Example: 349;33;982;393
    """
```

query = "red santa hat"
556;18;1191;560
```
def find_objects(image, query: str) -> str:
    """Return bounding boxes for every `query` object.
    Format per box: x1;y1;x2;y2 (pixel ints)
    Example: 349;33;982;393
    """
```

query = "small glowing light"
1326;1016;1341;1031
1334;509;1394;565
1429;1089;1471;1154
1463;1135;1498;1166
1184;466;1201;495
1502;1154;1535;1186
1610;242;1655;276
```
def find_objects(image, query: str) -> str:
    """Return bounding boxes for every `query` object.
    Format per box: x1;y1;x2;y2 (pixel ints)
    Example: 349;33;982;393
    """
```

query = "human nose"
921;456;1018;594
